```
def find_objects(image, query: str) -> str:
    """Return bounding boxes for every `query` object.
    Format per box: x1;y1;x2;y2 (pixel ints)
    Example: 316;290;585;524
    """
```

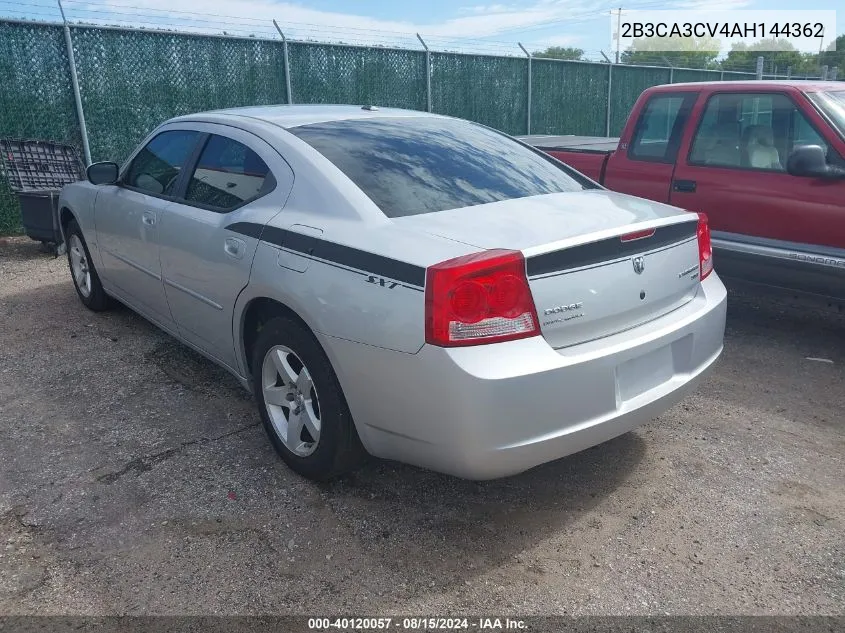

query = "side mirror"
86;162;119;185
786;145;845;180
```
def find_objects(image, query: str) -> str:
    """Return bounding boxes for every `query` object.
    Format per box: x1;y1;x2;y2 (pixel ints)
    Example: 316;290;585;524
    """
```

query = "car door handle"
673;179;697;193
224;237;245;260
142;212;156;226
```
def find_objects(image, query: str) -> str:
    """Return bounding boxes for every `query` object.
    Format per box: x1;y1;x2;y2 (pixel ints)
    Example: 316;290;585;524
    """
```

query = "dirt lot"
1;236;844;616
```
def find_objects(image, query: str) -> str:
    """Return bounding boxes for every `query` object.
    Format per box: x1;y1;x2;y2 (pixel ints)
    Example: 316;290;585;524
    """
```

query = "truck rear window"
288;117;592;218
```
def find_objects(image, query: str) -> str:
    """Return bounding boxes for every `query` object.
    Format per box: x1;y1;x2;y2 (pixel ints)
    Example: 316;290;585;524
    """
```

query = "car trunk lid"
525;220;699;348
394;191;702;348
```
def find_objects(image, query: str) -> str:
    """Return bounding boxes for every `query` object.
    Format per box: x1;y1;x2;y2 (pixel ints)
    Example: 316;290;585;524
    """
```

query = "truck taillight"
425;249;540;347
697;212;713;281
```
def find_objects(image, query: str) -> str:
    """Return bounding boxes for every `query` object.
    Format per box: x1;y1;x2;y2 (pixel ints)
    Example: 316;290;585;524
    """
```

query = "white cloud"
64;0;609;45
527;34;583;47
53;0;767;54
676;0;754;9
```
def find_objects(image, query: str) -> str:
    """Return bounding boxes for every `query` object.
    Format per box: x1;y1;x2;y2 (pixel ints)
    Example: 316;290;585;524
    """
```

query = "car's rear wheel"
65;219;112;311
251;316;366;480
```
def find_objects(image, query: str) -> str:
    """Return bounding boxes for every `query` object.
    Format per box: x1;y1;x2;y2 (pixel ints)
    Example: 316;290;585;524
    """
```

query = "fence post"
606;63;613;137
831;67;839;80
668;67;674;84
755;56;764;80
787;66;792;79
720;70;724;80
821;65;829;80
57;0;91;166
416;34;431;113
518;43;531;135
273;20;293;105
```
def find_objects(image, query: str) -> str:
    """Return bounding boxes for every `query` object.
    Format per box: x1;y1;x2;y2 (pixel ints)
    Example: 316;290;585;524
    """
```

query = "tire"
251;316;366;480
65;219;112;311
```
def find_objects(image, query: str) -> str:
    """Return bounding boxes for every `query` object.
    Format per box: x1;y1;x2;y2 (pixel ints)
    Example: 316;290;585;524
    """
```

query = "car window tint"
125;130;199;195
689;95;744;168
792;110;828;150
807;90;845;139
628;94;694;163
288;117;592;218
184;135;271;211
689;93;827;172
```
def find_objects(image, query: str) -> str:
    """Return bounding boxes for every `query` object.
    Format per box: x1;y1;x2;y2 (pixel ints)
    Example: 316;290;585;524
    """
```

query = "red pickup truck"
520;81;845;304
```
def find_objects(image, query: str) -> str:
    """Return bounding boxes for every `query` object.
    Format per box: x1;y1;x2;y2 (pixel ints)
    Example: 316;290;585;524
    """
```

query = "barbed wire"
0;0;835;74
0;0;630;55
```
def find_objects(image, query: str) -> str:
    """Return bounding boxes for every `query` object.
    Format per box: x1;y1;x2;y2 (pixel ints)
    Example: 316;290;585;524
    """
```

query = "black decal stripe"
527;221;697;277
261;225;314;255
225;221;264;239
278;246;423;292
314;240;425;287
227;222;426;288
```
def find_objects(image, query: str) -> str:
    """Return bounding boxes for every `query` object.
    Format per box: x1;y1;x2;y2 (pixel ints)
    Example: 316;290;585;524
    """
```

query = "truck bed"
517;135;619;154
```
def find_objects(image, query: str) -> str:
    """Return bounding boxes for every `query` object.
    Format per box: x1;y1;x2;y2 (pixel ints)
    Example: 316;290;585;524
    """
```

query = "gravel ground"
1;236;844;616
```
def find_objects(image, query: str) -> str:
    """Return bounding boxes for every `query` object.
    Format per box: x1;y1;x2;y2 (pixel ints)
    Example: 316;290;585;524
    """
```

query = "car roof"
648;80;845;93
168;104;446;130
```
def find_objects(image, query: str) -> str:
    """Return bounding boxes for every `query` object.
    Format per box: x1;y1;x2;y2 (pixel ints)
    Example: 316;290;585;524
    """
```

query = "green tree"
621;36;720;69
818;34;845;73
532;46;584;61
721;39;816;75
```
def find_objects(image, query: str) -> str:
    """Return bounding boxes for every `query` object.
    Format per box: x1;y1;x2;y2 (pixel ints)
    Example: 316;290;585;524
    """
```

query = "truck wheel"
251;316;366;481
65;219;112;311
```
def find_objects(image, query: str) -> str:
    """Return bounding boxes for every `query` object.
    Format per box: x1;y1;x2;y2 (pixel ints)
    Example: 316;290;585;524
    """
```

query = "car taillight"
425;249;540;347
697;212;713;281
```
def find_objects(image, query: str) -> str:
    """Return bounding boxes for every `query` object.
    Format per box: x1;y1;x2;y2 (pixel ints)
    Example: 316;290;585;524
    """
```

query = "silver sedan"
58;105;727;480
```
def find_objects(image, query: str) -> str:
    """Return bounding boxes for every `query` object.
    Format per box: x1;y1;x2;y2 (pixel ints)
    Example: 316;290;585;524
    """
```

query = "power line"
490;0;671;37
0;2;577;56
1;0;663;50
0;0;560;53
3;0;830;68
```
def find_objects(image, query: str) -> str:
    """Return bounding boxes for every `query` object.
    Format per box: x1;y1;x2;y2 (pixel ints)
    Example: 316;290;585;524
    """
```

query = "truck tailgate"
517;135;620;153
518;135;619;183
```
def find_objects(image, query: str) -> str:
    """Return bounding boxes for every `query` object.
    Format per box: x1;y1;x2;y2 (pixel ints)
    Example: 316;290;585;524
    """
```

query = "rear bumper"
321;274;727;480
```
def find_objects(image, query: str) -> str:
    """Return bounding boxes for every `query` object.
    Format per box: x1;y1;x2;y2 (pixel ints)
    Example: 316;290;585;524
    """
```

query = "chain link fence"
0;18;807;233
430;53;528;135
531;60;610;136
289;43;426;111
70;26;290;164
0;21;82;233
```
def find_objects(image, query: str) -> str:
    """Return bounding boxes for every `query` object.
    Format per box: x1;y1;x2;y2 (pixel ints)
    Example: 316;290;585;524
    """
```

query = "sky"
1;0;842;61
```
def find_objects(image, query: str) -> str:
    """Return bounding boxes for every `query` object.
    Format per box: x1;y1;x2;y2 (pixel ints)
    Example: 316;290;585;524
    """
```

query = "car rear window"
288;117;593;218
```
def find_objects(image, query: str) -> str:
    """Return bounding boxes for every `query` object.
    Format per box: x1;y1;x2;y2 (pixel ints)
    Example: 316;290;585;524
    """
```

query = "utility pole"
518;43;532;135
272;20;293;105
416;33;431;113
614;7;622;64
57;0;91;166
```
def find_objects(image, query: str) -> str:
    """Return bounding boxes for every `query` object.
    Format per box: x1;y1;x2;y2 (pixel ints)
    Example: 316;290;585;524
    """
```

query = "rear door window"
627;93;697;163
288;117;593;218
184;134;273;212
